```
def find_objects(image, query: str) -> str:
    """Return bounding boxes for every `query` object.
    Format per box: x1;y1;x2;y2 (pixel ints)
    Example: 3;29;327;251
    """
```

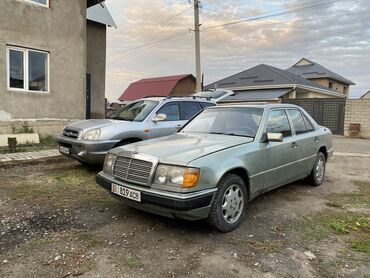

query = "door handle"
314;136;319;143
291;142;298;148
176;125;182;130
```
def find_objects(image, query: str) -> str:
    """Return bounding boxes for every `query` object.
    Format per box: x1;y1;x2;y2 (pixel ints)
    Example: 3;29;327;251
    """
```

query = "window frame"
179;101;202;121
264;109;292;138
6;46;50;93
286;109;309;135
155;102;180;122
23;0;49;8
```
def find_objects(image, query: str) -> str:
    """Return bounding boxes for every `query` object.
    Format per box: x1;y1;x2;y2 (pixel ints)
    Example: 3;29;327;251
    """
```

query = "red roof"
118;74;195;101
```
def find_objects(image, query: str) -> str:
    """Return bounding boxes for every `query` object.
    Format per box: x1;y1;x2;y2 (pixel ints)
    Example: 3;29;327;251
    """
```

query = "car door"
259;109;300;191
148;102;181;138
286;109;318;177
178;101;203;129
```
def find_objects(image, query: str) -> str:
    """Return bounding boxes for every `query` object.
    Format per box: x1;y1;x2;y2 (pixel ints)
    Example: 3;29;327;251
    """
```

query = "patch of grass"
327;180;370;209
119;255;142;268
75;231;102;247
185;253;201;272
350;236;370;253
329;214;369;234
11;123;34;134
24;238;55;251
48;168;95;187
228;238;283;253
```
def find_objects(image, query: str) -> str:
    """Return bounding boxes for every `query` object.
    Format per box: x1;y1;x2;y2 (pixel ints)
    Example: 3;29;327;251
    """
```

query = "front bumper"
96;172;216;220
57;135;120;164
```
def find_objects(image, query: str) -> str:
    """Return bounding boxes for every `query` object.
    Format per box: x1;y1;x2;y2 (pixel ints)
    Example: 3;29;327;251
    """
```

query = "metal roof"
220;89;291;102
204;64;340;96
287;58;355;85
87;2;117;28
118;74;195;101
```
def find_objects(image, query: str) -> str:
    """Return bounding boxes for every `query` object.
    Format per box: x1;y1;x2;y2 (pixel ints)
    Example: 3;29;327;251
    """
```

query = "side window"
200;102;215;109
179;102;201;120
156;102;180;121
266;110;292;137
287;109;307;135
303;115;314;132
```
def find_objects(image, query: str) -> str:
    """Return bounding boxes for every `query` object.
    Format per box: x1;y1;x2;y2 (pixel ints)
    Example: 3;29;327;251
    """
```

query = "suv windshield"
194;90;231;99
181;107;263;138
107;100;158;122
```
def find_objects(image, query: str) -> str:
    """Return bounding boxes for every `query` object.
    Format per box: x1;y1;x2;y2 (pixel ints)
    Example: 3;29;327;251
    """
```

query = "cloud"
105;0;370;100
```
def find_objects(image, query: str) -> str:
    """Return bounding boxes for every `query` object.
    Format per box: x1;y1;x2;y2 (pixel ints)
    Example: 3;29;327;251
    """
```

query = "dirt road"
0;137;369;277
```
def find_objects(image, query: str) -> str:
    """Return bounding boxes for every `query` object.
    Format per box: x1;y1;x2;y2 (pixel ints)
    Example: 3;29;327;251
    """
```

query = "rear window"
200;102;216;108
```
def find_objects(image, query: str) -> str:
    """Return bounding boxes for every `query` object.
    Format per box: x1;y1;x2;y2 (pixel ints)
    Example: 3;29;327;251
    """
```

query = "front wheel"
208;174;247;232
307;151;326;186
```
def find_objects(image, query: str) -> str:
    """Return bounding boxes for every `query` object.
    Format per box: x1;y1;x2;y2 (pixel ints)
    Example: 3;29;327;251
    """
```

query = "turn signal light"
182;168;200;188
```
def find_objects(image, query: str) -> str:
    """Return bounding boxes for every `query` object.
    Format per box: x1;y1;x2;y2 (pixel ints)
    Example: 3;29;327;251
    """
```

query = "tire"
208;174;248;232
307;151;326;186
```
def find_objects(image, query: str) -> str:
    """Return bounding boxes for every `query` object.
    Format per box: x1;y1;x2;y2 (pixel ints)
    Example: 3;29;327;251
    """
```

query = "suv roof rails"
165;95;212;101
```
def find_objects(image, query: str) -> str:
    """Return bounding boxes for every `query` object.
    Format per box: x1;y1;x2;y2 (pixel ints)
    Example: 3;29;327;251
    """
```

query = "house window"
7;46;49;92
343;86;348;94
328;82;333;89
24;0;49;7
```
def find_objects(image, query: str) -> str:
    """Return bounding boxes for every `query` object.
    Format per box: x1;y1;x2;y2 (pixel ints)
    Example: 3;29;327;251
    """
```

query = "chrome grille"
113;156;154;186
62;129;79;139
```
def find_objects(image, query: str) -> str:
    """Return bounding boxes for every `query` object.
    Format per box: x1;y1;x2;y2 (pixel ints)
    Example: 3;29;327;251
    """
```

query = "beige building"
0;0;116;120
287;58;355;97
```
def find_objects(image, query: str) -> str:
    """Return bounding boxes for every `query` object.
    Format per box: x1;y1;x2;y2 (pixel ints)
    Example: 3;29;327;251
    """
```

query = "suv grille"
113;156;154;186
62;129;79;139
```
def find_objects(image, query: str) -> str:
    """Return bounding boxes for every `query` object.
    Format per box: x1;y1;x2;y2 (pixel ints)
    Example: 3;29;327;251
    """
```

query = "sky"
104;0;370;101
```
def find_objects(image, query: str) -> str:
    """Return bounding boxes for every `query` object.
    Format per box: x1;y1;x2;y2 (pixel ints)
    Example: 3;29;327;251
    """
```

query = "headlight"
103;153;117;174
83;129;101;140
154;164;200;188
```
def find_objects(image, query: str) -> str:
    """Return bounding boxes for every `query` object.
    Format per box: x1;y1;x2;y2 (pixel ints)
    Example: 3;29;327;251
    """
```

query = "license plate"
59;145;70;155
111;184;141;202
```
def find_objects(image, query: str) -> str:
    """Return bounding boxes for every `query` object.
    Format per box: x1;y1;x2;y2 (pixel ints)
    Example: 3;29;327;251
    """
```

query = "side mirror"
262;132;283;143
267;132;283;142
152;113;167;123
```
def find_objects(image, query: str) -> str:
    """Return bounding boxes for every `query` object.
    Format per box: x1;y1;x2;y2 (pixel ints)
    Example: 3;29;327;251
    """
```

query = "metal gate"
282;98;346;135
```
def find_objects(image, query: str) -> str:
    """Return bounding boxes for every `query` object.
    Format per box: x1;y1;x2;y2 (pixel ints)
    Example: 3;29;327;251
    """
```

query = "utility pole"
194;0;202;92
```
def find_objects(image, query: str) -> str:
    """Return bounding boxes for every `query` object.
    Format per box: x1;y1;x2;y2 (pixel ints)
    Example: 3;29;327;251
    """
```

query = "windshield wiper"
209;132;253;138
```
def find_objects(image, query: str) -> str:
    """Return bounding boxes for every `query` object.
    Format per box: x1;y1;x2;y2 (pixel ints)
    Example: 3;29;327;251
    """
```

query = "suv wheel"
208;174;247;232
307;151;326;186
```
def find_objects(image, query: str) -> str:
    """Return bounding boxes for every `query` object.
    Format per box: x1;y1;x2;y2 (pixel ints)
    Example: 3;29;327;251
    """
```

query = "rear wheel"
208;174;247;232
307;151;326;186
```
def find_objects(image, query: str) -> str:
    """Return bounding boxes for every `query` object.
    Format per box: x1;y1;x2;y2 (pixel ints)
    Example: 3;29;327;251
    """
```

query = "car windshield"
107;100;158;122
180;107;263;138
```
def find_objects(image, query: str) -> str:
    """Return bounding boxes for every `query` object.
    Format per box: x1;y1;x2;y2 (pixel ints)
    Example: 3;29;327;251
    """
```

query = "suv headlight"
83;129;101;140
154;164;200;188
103;153;117;174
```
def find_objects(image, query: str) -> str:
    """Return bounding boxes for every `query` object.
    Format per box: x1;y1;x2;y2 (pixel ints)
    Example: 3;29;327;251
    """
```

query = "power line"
202;0;353;30
200;11;244;71
201;9;370;37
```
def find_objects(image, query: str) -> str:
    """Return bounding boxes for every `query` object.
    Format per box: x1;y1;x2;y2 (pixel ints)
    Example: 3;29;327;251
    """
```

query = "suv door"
286;109;318;177
148;102;181;138
259;109;300;191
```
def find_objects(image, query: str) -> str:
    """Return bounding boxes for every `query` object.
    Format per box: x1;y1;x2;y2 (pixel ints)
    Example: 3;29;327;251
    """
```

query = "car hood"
114;133;253;165
66;119;128;131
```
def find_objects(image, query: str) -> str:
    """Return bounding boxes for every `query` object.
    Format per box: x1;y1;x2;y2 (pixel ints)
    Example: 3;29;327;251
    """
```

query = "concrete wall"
0;0;86;120
310;78;349;96
344;99;370;139
0;119;75;137
86;21;106;118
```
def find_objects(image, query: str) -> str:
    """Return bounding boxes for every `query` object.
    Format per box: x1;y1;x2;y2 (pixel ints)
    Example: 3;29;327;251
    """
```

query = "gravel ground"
0;137;369;277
